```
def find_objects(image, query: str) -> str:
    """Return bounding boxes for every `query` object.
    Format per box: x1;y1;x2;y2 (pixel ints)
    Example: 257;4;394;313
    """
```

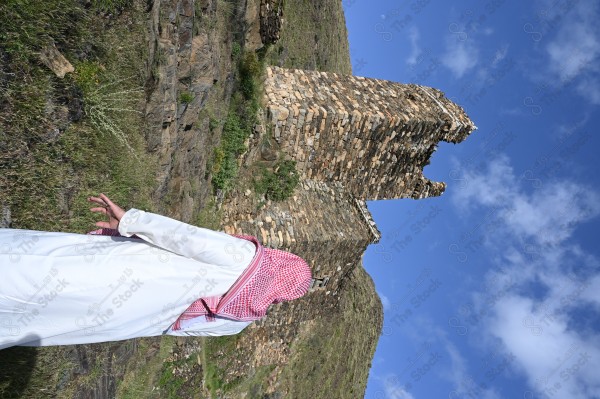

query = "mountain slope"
266;0;353;74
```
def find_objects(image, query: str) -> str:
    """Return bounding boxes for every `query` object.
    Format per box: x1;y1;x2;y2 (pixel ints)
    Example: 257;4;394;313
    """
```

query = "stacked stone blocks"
262;66;476;200
219;65;476;373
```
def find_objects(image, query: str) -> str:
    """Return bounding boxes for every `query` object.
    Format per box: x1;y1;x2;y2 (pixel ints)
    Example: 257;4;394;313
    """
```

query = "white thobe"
0;208;255;349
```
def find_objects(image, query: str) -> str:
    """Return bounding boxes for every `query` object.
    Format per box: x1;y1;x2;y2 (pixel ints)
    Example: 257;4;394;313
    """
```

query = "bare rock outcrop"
0;205;10;228
39;38;74;78
143;0;236;221
260;0;283;44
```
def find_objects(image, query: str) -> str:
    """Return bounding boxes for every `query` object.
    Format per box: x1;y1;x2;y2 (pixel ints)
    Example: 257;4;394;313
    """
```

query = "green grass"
73;60;145;157
178;91;194;105
0;0;155;232
0;1;157;395
218;364;276;398
264;0;352;74
203;363;225;396
254;159;300;201
0;346;77;398
277;265;382;398
238;51;262;101
157;363;186;399
210;47;267;194
202;334;243;396
194;198;223;231
210;112;247;192
115;338;172;399
209;116;220;131
92;0;133;13
148;334;243;399
0;0;89;68
231;42;242;59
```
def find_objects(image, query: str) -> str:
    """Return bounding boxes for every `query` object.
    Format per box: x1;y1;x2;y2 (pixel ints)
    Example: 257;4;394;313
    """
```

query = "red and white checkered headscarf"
86;229;312;329
171;234;312;329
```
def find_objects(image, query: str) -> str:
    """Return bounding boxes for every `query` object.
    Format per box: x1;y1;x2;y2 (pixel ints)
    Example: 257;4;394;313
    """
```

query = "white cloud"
529;0;600;105
554;113;591;139
379;291;391;310
491;44;509;68
406;27;422;66
442;342;471;396
451;154;517;212
388;314;501;399
489;292;600;399
450;155;600;399
380;374;415;399
442;38;479;79
580;273;600;310
546;23;599;83
577;78;600;105
452;155;600;246
483;27;494;36
398;320;502;399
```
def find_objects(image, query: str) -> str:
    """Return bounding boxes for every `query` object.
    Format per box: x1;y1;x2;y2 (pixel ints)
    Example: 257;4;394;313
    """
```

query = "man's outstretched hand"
88;193;126;230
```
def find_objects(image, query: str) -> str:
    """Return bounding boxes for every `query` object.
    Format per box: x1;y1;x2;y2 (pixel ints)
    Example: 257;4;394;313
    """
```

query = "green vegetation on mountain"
0;0;381;398
266;0;352;74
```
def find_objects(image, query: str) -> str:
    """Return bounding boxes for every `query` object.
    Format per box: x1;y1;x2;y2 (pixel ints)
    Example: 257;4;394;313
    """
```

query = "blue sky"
342;1;600;398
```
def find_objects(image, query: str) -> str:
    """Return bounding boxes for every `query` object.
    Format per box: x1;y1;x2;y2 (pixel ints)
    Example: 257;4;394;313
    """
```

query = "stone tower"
226;64;477;305
221;66;477;374
262;66;476;200
227;64;477;273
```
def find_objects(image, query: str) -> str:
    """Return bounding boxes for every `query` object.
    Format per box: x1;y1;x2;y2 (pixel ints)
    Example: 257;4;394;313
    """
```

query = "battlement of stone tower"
261;66;477;201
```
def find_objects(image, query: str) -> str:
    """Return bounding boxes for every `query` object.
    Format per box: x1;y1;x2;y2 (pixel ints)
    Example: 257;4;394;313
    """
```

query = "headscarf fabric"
171;235;312;329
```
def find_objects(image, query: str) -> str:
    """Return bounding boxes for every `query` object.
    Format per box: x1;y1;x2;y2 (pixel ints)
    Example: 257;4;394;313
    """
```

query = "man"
0;194;312;349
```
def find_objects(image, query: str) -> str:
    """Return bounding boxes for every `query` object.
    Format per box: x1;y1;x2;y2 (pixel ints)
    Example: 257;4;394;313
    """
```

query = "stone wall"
210;259;382;379
221;179;379;368
223;179;378;291
260;66;477;200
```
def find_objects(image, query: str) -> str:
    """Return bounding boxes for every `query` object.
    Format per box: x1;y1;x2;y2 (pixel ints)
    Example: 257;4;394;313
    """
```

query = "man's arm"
117;208;256;268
